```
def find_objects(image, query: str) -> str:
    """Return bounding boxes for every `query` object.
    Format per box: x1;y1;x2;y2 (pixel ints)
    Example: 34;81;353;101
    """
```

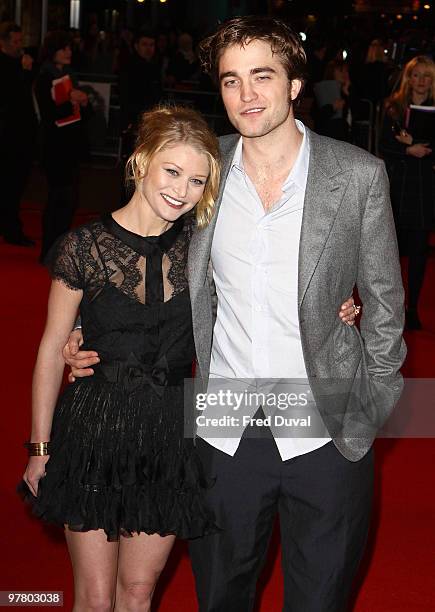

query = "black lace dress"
23;213;216;541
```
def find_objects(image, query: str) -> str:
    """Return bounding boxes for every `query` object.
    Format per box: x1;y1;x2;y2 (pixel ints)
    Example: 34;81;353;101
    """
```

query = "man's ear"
290;79;303;101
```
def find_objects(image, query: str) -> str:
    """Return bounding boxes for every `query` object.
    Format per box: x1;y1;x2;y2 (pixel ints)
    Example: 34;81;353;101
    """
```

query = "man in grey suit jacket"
186;15;406;612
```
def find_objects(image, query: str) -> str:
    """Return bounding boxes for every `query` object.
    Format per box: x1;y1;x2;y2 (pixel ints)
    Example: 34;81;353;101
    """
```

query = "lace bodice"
47;214;194;303
46;214;196;369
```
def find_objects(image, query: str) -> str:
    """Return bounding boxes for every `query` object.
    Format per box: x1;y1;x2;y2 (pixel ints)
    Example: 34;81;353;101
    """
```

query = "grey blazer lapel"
298;129;352;308
188;134;239;381
188;134;239;291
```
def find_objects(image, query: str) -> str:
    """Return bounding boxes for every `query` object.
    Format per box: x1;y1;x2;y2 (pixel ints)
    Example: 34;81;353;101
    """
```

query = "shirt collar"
230;120;309;194
283;120;309;193
231;136;244;172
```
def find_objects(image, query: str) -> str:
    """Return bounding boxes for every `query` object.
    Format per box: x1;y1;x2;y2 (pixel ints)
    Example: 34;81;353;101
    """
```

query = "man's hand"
62;329;99;382
339;296;359;326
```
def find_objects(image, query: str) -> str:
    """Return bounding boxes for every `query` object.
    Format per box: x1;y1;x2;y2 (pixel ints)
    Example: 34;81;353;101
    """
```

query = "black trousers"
189;434;374;612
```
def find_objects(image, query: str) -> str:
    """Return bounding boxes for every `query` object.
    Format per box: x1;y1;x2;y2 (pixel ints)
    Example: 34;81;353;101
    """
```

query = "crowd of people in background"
0;16;434;329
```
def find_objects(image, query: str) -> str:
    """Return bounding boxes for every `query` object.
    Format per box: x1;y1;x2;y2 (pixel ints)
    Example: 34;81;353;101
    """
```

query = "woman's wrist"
30;432;51;442
25;441;50;456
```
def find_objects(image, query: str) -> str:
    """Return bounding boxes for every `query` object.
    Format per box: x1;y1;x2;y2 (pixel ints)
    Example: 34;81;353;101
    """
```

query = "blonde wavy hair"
365;39;386;64
126;105;221;228
386;55;435;119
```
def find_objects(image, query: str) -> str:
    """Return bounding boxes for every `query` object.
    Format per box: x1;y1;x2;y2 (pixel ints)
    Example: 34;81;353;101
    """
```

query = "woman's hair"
386;55;435;118
39;30;71;63
126;105;221;229
198;15;307;97
365;39;386;64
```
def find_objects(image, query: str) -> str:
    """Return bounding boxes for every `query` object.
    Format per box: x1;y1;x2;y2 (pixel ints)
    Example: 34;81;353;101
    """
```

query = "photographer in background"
0;21;37;247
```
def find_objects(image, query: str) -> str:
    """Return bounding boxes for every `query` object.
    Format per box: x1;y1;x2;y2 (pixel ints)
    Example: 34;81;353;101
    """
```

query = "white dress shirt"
201;121;331;460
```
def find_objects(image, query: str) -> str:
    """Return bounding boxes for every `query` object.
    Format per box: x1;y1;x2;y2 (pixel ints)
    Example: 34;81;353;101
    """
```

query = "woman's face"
409;64;433;98
140;143;210;224
53;45;72;66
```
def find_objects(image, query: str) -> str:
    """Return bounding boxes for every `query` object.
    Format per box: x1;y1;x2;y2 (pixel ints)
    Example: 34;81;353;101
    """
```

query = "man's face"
218;39;301;140
2;31;23;58
135;37;155;61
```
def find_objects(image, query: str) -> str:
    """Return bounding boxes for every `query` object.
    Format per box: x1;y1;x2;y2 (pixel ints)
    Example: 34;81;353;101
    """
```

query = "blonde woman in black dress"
21;106;220;612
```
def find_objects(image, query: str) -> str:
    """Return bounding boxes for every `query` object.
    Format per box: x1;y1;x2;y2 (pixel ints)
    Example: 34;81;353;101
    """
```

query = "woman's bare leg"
65;527;119;612
115;532;176;612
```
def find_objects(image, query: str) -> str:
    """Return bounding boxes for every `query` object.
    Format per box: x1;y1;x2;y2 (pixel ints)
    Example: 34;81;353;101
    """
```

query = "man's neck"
241;117;303;178
240;118;304;211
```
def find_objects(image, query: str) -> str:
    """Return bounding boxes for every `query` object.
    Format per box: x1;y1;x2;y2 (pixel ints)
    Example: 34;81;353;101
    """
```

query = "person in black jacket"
380;55;435;330
0;21;37;246
118;30;163;203
35;30;89;261
166;32;200;86
356;39;394;109
119;30;162;133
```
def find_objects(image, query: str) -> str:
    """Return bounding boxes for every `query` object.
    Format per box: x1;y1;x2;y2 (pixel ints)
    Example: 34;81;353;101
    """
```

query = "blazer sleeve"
356;160;407;392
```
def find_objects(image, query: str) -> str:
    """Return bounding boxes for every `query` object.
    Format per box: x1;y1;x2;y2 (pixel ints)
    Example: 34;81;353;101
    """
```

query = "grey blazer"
187;128;406;461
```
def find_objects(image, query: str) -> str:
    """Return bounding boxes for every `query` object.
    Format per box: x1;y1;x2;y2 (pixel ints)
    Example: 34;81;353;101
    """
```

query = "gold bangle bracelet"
24;441;50;456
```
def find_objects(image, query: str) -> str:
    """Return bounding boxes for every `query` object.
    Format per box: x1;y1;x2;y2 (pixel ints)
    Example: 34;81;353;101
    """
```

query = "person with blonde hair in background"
380;55;435;329
358;39;394;108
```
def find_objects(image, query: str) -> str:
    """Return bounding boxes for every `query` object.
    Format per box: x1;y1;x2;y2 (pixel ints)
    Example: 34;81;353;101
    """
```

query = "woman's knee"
74;588;115;612
117;577;159;609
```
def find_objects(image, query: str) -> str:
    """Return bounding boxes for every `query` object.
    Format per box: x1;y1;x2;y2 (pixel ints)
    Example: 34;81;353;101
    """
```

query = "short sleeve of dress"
44;229;84;291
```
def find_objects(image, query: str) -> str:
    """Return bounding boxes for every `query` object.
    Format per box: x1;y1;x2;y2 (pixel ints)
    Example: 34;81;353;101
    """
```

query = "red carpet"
1;204;435;610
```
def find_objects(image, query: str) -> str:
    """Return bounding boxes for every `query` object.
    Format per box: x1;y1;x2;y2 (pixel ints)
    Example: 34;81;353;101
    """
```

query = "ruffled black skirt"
19;379;217;541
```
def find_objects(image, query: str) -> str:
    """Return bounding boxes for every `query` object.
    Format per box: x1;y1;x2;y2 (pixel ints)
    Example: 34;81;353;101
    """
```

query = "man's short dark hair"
0;21;21;42
198;15;307;92
134;29;156;45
